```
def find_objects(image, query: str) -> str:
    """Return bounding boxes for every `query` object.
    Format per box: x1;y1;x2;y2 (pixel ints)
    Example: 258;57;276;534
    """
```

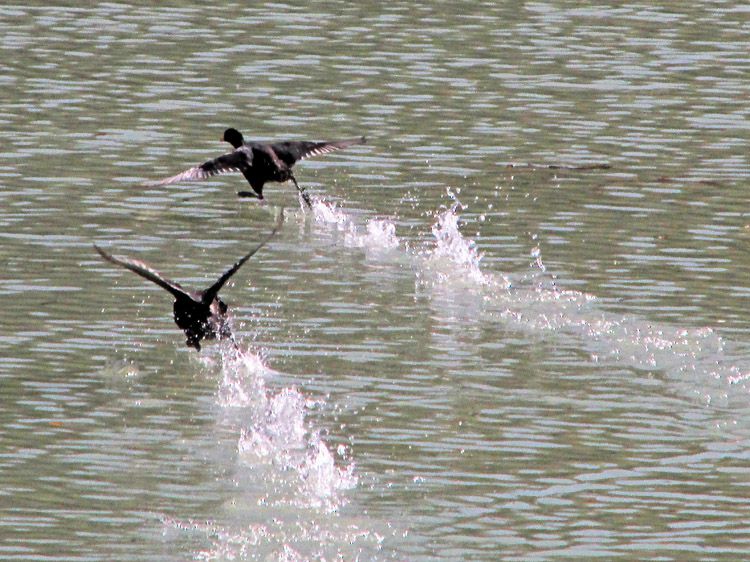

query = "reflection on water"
2;2;750;561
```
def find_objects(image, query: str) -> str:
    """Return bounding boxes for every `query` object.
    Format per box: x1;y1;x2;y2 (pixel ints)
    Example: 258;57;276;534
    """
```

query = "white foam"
215;345;269;409
297;438;357;510
425;203;492;286
214;343;356;512
312;198;351;230
312;199;401;253
161;512;384;561
365;218;400;250
308;194;746;406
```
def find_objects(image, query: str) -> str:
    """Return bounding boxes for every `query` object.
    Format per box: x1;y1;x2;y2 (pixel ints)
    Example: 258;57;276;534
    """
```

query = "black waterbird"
94;215;282;351
148;128;365;208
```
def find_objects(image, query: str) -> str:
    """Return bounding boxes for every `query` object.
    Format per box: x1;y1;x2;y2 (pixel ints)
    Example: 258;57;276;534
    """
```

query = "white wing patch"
147;148;251;187
299;138;365;161
149;165;242;187
300;145;342;160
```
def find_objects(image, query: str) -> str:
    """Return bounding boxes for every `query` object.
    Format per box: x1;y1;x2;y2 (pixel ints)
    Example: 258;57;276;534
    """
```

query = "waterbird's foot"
289;174;312;209
299;190;312;209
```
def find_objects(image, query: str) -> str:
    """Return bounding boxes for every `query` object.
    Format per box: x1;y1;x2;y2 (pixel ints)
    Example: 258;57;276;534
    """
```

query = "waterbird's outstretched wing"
146;149;252;186
271;137;366;167
201;212;284;304
94;245;193;301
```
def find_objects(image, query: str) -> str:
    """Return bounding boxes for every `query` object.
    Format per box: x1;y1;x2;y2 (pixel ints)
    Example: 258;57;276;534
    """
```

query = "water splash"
214;343;356;512
426;202;490;286
530;245;546;273
426;220;737;404
366;218;400;250
161;513;385;561
297;438;357;510
161;341;364;558
311;198;351;230
213;345;269;409
309;195;748;406
237;387;306;460
312;199;400;252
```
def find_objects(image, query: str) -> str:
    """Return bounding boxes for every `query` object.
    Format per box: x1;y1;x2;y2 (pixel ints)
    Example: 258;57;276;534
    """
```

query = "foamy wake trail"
427;203;488;285
163;341;370;559
236;385;357;511
421;202;514;291
312;199;400;251
158;228;375;557
423;209;745;404
311;197;749;405
213;343;356;512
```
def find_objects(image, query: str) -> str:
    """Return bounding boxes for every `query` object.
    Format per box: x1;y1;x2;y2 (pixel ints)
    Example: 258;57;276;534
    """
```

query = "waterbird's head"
222;128;244;149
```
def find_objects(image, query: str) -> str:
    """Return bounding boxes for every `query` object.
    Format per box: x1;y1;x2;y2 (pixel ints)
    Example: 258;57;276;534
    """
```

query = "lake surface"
2;2;750;560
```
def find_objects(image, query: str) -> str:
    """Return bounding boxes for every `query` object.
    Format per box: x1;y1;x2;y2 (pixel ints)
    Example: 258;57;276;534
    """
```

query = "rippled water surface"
2;2;750;560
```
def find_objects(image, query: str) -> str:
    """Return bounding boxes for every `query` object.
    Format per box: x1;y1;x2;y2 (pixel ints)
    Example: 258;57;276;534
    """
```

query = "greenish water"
1;2;750;560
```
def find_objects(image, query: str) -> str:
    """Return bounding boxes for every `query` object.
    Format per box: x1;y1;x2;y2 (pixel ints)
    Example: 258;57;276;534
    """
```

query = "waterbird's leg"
227;332;241;352
217;332;246;363
289;174;312;209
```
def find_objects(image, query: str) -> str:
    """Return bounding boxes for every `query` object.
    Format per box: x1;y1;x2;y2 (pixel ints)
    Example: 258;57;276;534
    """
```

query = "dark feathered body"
149;128;365;206
171;293;230;350
95;218;280;350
